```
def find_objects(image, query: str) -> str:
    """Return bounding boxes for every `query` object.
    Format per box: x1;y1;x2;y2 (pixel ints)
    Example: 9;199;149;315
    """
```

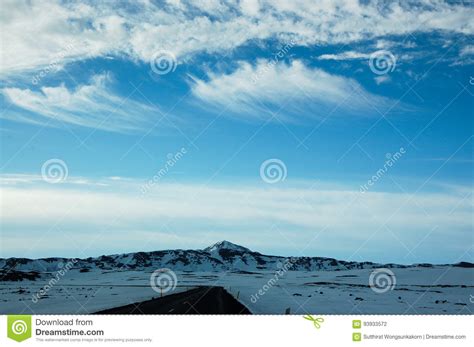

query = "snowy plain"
1;266;472;315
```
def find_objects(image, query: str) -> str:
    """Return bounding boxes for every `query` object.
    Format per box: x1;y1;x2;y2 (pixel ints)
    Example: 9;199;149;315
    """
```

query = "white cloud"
1;74;164;132
0;175;471;261
0;0;472;76
449;44;474;66
460;45;474;56
190;60;394;120
239;0;260;16
317;51;371;61
0;1;127;76
374;75;391;85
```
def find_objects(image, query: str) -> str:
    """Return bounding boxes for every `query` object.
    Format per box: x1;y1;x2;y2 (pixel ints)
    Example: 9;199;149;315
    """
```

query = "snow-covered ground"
1;266;472;314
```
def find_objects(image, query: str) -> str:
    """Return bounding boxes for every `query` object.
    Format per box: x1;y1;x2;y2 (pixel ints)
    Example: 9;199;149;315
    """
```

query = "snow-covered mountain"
203;240;252;254
1;241;471;279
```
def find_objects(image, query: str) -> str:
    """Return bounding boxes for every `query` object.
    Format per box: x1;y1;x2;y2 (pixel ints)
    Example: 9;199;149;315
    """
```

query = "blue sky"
0;0;473;264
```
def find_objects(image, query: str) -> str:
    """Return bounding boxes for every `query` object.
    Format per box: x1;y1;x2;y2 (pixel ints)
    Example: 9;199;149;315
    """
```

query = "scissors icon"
303;315;324;329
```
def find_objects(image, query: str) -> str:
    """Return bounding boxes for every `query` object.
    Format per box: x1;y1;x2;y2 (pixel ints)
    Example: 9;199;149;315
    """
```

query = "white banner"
1;315;472;346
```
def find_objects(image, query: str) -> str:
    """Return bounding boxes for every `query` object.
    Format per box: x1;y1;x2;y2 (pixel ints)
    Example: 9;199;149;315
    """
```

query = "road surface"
95;286;251;314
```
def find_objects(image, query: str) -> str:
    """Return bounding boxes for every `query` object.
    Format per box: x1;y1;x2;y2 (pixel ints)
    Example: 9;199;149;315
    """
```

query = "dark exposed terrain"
95;286;251;314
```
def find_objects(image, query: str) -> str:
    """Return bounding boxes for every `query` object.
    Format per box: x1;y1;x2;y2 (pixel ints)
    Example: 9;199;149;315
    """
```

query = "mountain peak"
203;240;251;253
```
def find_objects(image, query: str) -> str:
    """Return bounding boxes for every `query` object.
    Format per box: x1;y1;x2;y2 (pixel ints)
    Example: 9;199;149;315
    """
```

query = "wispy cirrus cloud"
317;51;372;61
1;73;164;133
190;60;396;120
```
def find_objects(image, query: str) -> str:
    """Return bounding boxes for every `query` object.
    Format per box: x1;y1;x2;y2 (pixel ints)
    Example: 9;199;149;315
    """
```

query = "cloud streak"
190;60;395;120
0;175;471;262
317;51;372;61
1;74;163;133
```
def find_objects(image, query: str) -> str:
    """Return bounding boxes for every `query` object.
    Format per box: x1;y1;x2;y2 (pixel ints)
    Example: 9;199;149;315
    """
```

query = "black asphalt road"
95;286;251;314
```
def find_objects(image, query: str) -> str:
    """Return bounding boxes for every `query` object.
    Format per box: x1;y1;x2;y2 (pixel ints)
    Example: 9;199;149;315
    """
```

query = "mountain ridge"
1;241;472;278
